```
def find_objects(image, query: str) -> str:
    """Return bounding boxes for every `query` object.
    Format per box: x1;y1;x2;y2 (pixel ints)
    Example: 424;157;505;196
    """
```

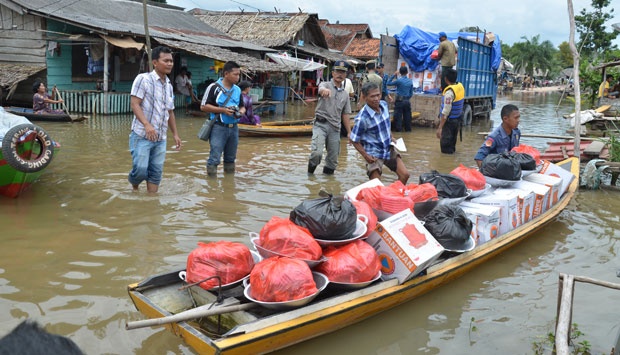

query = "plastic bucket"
271;86;287;101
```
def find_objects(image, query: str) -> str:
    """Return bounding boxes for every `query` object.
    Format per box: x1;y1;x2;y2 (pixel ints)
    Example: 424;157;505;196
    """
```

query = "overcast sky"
166;0;620;48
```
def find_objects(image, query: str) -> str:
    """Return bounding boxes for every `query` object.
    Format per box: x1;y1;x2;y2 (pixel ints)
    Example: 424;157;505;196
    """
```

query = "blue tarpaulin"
394;26;502;73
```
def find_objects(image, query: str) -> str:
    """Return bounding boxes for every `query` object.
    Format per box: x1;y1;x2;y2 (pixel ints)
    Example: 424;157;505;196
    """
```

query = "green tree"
557;42;574;68
575;0;617;59
510;35;557;78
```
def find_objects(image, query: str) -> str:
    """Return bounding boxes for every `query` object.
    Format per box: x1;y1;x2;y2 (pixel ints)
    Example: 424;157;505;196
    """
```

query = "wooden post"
567;0;581;164
143;0;152;71
555;273;574;355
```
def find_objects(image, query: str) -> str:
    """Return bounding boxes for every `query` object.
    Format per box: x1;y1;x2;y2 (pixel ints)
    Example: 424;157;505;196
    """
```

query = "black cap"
377;63;385;68
333;61;349;71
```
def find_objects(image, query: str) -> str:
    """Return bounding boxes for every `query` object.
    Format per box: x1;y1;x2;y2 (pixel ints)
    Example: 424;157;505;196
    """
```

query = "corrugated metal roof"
291;44;362;65
0;63;45;88
155;38;289;73
7;0;273;52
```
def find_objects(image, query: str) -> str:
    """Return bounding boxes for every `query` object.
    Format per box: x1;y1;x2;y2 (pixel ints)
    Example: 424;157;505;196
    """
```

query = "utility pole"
143;0;152;71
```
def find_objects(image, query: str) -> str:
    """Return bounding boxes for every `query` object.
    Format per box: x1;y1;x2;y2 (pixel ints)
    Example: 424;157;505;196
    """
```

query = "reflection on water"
1;92;619;354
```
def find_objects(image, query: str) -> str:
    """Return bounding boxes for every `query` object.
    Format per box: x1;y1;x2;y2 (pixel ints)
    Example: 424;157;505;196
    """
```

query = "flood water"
1;91;619;354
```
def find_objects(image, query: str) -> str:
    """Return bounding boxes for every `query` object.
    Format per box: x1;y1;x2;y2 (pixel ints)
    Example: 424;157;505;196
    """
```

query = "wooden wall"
0;4;46;64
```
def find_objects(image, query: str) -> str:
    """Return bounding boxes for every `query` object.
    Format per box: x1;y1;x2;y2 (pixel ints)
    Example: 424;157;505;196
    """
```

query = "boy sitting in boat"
238;81;261;126
32;80;64;115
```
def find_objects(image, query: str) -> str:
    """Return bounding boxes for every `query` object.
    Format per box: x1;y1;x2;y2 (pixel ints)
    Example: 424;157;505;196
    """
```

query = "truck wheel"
462;105;473;126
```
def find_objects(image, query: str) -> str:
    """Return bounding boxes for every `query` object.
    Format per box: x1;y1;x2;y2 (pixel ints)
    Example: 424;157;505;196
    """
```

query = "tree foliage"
557;42;574;69
575;0;617;59
508;35;558;78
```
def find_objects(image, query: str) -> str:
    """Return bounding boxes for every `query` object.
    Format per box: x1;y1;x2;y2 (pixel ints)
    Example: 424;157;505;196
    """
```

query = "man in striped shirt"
128;46;182;193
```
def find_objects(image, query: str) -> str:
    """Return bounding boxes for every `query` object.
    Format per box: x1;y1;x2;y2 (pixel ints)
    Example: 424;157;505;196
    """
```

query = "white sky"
167;0;620;48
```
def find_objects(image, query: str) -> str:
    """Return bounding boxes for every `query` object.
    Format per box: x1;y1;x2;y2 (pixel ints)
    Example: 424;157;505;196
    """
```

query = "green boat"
0;114;57;198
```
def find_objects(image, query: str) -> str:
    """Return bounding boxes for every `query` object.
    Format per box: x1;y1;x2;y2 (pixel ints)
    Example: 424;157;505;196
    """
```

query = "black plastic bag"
419;171;467;198
512;152;537;170
290;193;357;240
481;152;522;180
423;205;474;252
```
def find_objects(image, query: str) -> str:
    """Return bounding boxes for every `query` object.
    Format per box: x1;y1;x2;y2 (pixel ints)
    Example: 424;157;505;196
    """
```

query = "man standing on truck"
436;68;464;154
437;32;457;90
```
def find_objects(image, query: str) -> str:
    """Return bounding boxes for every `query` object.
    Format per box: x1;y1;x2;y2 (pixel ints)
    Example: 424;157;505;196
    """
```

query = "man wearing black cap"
437;32;457;90
307;60;352;175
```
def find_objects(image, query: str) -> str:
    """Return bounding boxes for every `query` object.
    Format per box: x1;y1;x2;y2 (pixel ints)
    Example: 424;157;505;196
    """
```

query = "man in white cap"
437;31;457;90
307;60;352;175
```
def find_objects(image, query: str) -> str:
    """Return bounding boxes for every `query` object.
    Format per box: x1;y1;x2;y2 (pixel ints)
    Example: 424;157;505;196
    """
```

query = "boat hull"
0;152;43;198
6;107;85;122
127;157;579;354
238;124;313;137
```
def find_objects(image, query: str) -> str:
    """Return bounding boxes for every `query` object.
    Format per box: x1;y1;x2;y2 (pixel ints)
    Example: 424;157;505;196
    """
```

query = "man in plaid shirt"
350;82;410;184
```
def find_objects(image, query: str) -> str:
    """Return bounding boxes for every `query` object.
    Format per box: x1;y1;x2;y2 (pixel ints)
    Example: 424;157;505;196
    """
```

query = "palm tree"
510;35;557;78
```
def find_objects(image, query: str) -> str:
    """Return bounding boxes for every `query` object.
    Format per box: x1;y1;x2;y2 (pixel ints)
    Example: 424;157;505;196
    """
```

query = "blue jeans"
207;123;239;167
128;131;167;186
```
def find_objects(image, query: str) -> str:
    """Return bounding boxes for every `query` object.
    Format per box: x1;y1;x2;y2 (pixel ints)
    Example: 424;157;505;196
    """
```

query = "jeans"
309;120;341;170
128;131;167;186
207;123;239;167
393;100;412;132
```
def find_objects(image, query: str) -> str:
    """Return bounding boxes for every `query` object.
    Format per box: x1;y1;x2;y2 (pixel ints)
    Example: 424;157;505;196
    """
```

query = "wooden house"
190;10;361;97
319;20;379;62
0;0;285;114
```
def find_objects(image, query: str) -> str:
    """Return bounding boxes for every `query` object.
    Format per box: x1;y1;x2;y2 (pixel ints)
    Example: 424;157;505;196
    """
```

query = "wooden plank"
583;140;606;155
555;274;574;355
595;104;612;113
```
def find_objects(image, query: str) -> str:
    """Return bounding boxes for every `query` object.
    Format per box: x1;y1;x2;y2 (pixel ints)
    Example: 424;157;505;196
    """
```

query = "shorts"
366;148;399;178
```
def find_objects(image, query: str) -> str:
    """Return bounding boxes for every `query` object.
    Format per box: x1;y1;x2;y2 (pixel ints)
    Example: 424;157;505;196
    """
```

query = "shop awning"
100;35;144;50
266;53;327;71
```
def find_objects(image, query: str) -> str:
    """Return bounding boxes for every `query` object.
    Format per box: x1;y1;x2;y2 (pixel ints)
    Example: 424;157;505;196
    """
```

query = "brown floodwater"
1;91;619;354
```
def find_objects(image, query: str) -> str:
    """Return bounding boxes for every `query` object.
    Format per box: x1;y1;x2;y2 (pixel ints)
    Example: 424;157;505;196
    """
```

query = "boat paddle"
125;302;257;330
54;87;88;122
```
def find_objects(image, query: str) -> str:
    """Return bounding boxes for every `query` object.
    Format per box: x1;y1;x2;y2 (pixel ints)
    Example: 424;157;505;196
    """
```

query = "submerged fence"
56;90;187;115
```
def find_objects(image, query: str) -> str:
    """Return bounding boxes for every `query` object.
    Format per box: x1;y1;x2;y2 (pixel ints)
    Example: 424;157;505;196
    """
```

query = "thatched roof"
154;38;290;73
0;63;46;91
190;10;327;48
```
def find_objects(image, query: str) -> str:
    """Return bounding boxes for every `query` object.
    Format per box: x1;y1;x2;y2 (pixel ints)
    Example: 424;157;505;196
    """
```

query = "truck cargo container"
381;27;500;126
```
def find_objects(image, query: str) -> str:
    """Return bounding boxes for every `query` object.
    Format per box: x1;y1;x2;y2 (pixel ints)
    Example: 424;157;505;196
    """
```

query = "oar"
54;87;88;122
125;302;257;330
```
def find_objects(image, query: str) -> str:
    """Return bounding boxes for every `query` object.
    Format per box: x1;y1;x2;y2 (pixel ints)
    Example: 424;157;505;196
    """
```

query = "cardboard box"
470;192;519;236
538;160;575;197
523;173;562;208
492;188;535;225
459;201;501;245
345;178;384;201
366;209;444;283
513;180;550;217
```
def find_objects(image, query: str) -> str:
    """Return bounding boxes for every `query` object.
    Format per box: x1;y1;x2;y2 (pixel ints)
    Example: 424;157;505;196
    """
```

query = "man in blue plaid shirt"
350;82;410;184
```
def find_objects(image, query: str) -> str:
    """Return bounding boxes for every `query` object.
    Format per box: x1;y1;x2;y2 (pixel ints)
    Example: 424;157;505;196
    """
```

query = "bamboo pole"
142;0;152;71
567;0;581;164
555;273;574;355
126;302;256;330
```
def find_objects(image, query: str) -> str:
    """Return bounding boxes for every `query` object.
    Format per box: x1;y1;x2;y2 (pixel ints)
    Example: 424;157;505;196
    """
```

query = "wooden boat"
238;123;313;137
127;157;579;355
260;118;314;126
0;123;57;198
5;107;87;122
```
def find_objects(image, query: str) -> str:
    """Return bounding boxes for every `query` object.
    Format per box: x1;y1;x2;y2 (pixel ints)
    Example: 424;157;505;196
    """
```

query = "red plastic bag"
186;241;254;290
249;256;317;302
351;200;377;237
405;183;438;203
259;216;322;260
450;164;486;190
431;49;439;60
315;240;381;283
356;185;383;210
511;144;541;165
